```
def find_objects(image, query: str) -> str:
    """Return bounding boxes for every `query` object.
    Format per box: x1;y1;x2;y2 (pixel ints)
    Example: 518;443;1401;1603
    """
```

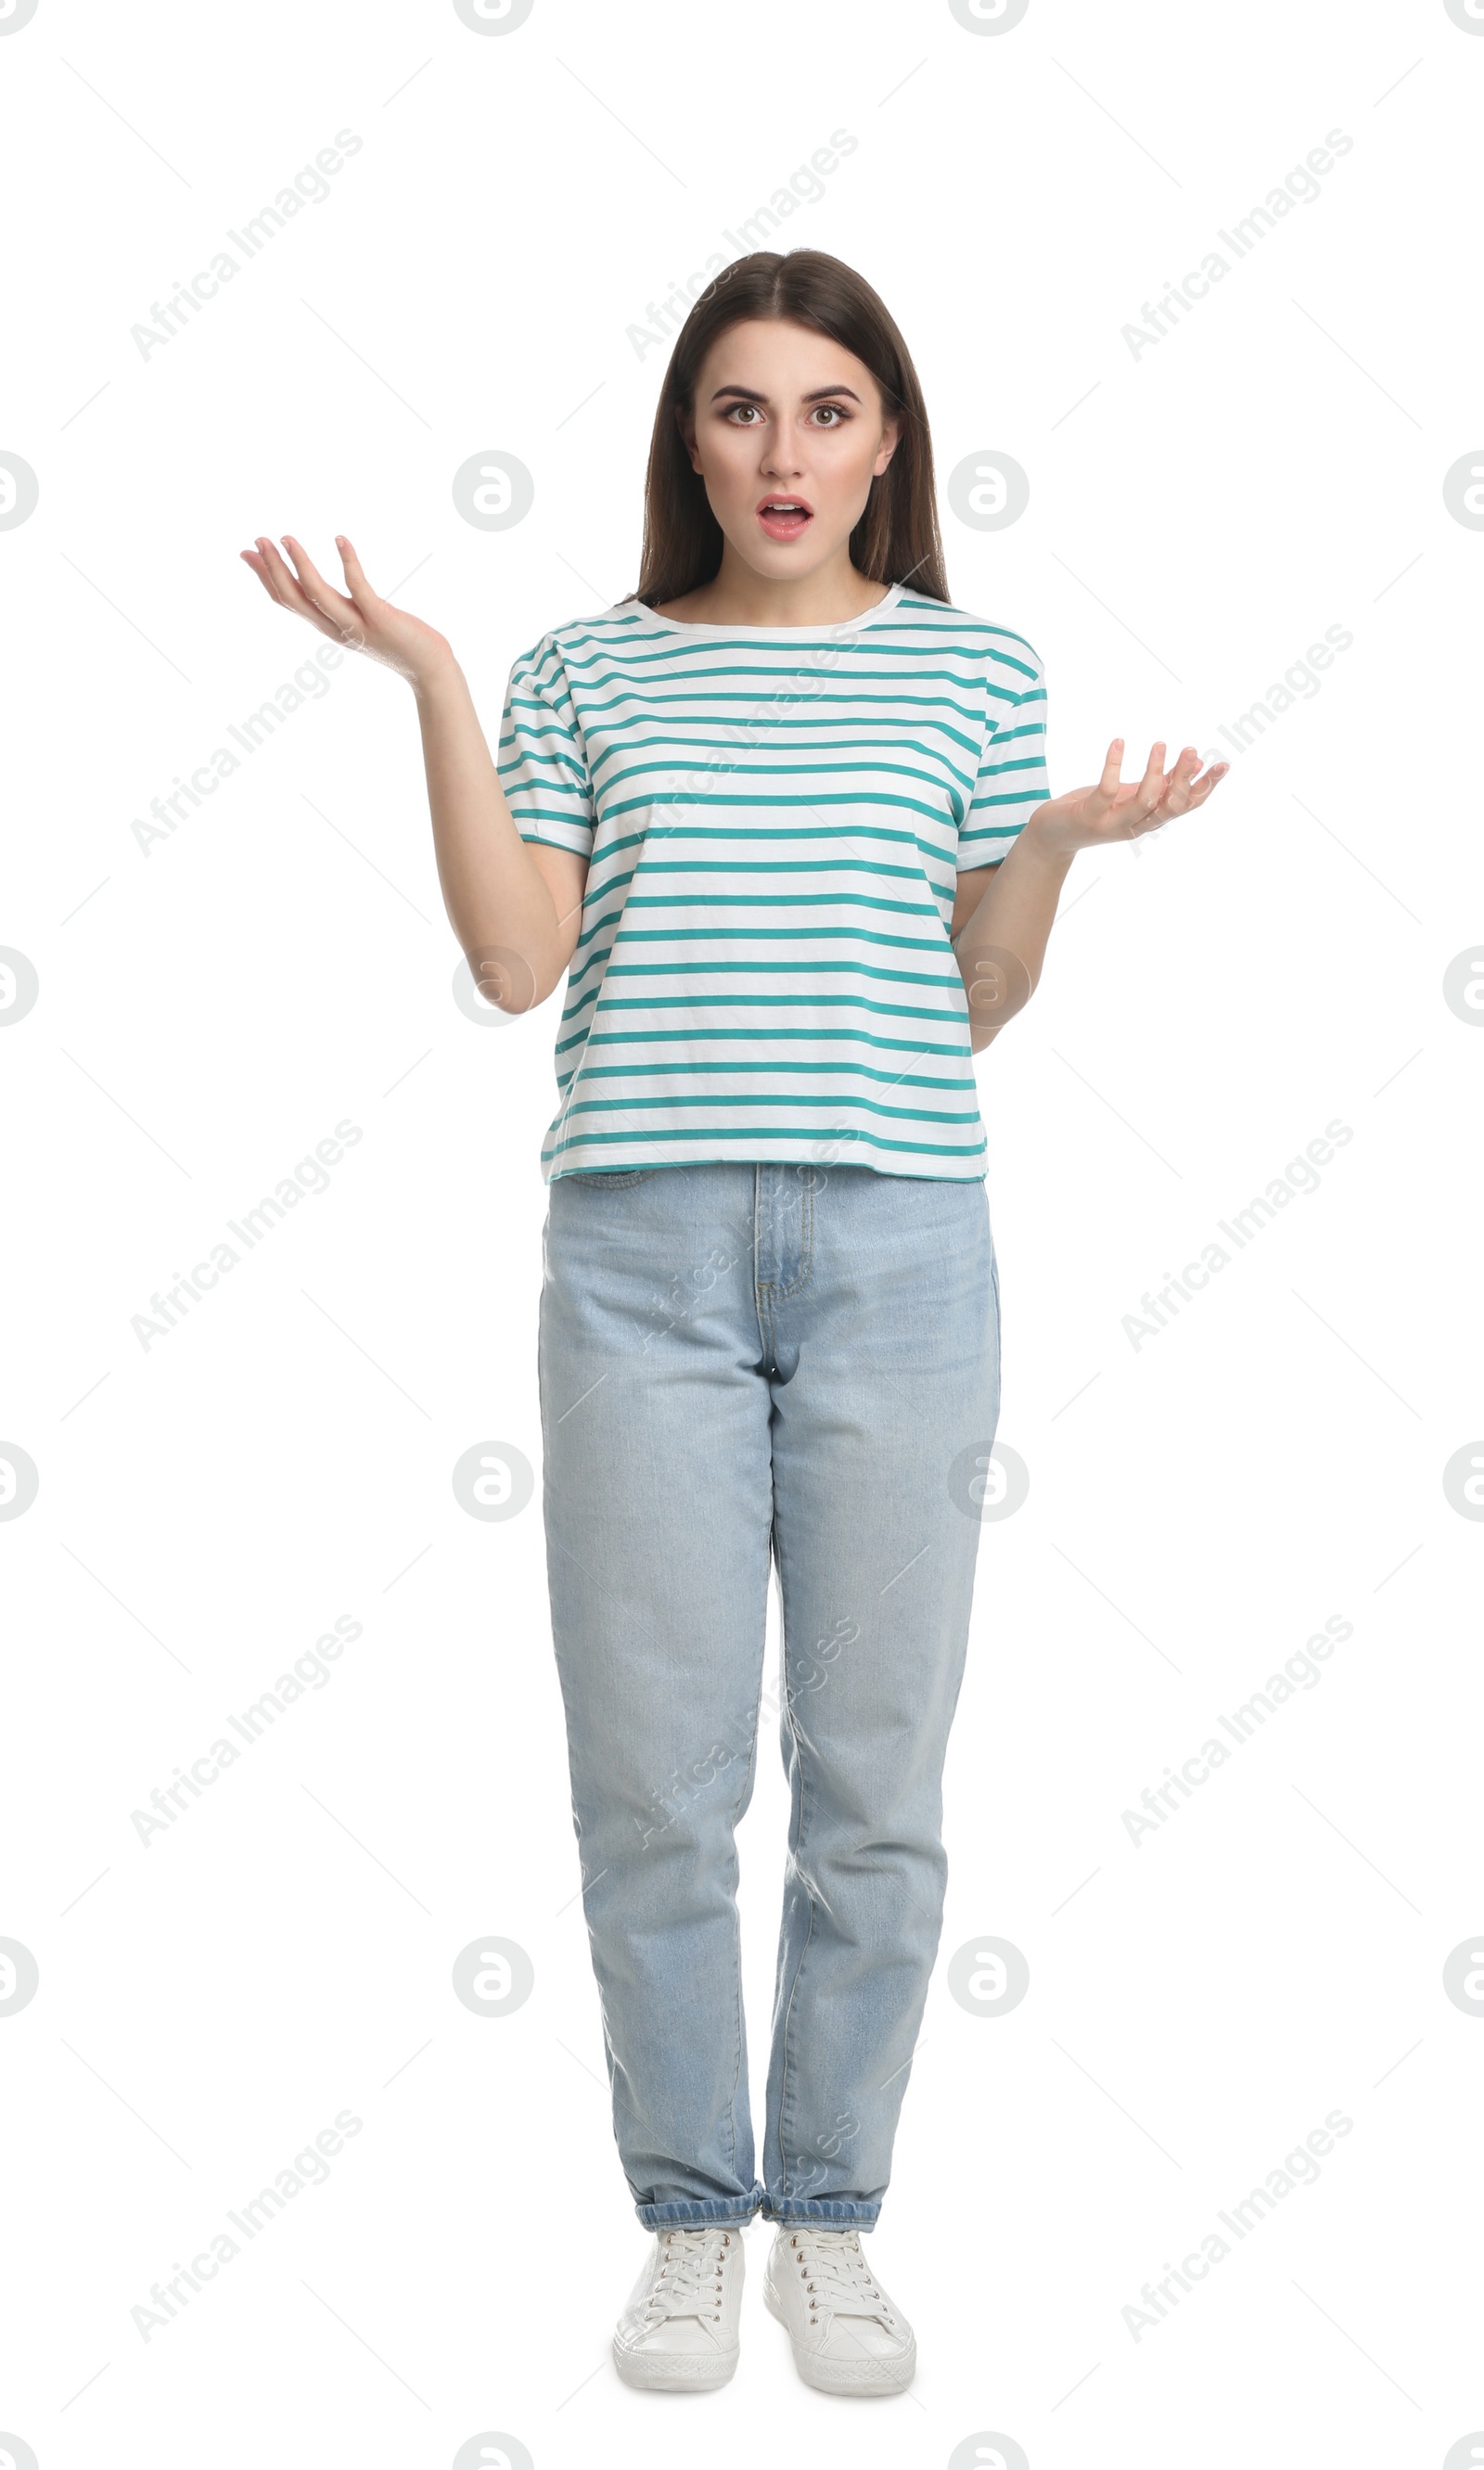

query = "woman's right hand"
239;532;455;691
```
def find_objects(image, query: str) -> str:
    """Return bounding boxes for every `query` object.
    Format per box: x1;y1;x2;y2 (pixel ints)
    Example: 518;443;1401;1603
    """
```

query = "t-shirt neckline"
621;580;906;638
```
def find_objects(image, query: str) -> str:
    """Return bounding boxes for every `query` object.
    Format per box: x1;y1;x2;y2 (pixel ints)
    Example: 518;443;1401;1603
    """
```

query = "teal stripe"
576;1025;971;1051
550;1125;987;1160
622;891;941;915
586;992;967;1020
573;1058;975;1088
563;1092;982;1123
602;788;963;828
501;594;1047;1186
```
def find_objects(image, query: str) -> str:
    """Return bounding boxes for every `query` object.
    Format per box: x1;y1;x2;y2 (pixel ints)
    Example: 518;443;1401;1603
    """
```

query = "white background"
3;1;1481;2464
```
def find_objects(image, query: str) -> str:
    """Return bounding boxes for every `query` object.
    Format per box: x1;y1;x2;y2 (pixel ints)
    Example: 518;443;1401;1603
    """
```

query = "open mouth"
756;497;813;541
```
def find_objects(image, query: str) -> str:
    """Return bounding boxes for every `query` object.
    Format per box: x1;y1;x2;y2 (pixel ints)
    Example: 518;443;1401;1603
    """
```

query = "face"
678;318;902;582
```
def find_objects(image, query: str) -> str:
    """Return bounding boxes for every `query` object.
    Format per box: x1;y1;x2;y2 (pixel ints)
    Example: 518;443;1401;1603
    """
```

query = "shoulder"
892;591;1043;680
510;600;657;683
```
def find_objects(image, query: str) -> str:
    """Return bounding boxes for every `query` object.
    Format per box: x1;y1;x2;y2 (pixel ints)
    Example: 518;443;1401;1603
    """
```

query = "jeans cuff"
636;2190;763;2230
761;2200;882;2227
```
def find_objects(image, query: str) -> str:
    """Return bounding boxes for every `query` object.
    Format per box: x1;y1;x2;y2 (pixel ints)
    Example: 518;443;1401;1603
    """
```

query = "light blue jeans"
536;1160;1000;2230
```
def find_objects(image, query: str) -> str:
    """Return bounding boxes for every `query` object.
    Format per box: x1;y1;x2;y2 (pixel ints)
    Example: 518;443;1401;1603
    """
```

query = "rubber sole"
611;2336;739;2391
762;2270;917;2395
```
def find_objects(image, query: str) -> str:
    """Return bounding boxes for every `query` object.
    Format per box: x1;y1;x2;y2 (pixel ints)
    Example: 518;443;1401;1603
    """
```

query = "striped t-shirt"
497;582;1049;1182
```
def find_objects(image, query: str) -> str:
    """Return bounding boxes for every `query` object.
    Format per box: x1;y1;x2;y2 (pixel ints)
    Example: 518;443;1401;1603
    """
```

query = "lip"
756;493;814;542
755;493;814;517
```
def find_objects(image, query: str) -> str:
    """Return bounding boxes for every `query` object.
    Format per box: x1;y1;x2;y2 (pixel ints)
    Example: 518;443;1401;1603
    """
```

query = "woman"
242;247;1226;2400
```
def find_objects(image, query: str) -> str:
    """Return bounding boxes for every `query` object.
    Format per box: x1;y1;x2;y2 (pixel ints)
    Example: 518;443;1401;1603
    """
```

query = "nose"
760;432;805;480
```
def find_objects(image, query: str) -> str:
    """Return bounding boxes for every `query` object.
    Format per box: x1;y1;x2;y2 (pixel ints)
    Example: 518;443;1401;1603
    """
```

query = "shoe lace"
784;2227;896;2325
644;2224;734;2323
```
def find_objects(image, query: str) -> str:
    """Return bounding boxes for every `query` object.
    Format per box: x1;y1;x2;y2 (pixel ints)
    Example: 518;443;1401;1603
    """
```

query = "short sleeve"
497;635;595;859
957;639;1050;872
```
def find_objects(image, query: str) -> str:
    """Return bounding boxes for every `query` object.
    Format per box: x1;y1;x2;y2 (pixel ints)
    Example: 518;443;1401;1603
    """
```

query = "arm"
952;737;1230;1053
412;660;586;1009
951;836;1073;1056
239;531;585;1011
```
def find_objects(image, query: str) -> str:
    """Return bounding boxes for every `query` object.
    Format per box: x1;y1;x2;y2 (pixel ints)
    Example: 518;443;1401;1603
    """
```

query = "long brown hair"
632;250;949;608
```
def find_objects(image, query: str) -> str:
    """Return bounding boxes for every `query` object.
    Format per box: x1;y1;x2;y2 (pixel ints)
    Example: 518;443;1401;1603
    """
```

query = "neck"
671;548;892;628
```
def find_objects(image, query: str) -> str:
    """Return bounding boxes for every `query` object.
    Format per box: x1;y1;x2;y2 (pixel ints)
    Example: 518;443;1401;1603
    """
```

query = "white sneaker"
763;2222;916;2394
611;2221;746;2390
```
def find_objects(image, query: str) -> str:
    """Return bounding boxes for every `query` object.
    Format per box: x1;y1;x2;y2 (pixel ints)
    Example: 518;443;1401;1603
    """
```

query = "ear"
674;403;702;475
872;414;902;480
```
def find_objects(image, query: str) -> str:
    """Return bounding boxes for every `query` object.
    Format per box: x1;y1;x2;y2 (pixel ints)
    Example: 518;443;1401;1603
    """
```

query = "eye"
811;404;850;426
723;403;762;424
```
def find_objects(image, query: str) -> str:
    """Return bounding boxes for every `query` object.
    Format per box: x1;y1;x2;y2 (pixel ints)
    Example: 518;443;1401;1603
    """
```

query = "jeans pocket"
562;1168;657;1188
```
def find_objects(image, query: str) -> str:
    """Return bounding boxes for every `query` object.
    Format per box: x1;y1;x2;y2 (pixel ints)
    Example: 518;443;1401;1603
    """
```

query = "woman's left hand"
1027;740;1228;862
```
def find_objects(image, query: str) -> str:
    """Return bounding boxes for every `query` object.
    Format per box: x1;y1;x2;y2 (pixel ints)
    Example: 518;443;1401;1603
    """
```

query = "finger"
1183;761;1230;805
1106;740;1164;836
1080;737;1126;827
278;533;365;638
1156;746;1202;814
1140;750;1228;831
244;539;333;625
239;547;287;606
1125;740;1173;825
252;535;340;625
333;533;379;605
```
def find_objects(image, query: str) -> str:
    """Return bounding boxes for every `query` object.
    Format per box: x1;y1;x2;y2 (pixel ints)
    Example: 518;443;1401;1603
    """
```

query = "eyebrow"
708;383;864;405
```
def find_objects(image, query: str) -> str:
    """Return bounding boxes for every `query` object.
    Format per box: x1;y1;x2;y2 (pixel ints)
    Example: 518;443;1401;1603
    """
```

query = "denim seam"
563;1170;653;1188
749;1166;774;1371
772;1527;817;2207
723;1684;764;2183
757;1165;815;1303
